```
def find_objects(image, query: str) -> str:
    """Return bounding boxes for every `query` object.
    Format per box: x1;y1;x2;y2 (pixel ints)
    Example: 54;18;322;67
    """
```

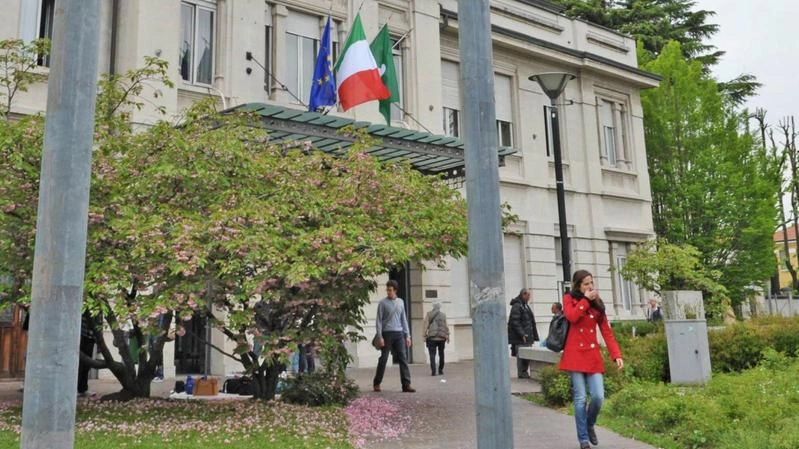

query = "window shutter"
494;74;512;122
286;10;320;38
441;60;460;110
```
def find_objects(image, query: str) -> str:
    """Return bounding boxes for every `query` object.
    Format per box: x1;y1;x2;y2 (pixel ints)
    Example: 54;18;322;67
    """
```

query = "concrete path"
346;360;657;449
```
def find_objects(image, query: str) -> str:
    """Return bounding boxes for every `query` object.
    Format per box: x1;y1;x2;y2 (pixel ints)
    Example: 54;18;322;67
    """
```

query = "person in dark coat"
78;311;98;397
559;270;624;449
507;288;539;379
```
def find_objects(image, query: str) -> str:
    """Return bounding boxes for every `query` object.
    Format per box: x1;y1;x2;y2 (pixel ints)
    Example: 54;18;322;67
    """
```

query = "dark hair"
570;270;593;296
386;279;399;290
551;302;563;312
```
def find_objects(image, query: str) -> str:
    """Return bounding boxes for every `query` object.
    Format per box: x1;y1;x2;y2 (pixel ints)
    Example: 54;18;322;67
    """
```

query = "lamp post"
529;72;576;289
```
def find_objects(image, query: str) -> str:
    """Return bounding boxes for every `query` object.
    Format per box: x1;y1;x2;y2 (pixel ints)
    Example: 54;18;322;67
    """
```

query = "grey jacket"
424;304;449;341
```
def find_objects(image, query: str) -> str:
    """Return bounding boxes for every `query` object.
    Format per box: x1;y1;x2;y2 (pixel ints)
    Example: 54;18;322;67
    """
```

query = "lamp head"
528;72;576;100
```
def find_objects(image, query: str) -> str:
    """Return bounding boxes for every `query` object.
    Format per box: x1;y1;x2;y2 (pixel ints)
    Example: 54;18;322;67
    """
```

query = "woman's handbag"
544;314;569;352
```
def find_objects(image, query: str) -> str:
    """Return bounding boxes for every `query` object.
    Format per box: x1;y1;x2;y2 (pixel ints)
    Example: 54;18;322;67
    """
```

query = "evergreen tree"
551;0;760;105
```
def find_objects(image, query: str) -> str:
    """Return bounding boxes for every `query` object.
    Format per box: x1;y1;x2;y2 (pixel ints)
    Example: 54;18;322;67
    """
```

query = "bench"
517;345;561;380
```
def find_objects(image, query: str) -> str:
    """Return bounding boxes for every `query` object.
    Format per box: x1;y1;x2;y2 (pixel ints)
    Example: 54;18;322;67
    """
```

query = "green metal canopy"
233;103;517;179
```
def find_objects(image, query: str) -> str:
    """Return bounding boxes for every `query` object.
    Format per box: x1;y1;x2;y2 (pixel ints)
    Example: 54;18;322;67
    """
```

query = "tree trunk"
252;356;284;401
82;310;171;400
779;212;796;290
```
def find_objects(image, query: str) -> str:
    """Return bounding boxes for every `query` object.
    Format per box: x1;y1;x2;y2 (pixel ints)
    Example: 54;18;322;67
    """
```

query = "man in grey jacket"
373;280;415;393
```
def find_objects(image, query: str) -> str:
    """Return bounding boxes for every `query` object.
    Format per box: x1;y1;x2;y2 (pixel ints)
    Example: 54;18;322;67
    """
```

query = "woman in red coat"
559;270;624;449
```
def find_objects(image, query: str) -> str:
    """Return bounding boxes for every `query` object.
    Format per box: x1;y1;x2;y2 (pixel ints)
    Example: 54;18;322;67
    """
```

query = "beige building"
1;0;658;378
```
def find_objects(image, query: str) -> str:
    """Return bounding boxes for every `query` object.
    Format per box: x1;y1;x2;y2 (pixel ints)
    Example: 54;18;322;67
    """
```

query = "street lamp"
529;72;576;289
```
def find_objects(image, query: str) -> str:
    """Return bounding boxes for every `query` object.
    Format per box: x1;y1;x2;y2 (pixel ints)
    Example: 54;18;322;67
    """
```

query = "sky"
694;0;799;124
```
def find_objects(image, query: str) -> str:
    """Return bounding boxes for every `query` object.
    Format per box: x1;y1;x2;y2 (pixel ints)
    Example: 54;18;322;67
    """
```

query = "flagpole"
392;105;433;134
391;28;413;50
245;51;309;109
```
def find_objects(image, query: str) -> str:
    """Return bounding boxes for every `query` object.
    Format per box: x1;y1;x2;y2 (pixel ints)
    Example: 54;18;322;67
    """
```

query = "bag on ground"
223;376;255;395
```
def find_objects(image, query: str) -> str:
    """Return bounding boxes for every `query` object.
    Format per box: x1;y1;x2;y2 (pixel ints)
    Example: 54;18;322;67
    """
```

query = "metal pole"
21;1;101;448
549;100;571;284
457;1;514;448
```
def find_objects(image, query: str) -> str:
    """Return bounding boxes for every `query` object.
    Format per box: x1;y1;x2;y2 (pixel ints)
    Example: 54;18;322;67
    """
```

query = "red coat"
558;293;622;374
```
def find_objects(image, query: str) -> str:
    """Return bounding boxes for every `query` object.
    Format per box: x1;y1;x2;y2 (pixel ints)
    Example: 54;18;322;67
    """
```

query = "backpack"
544;314;569;352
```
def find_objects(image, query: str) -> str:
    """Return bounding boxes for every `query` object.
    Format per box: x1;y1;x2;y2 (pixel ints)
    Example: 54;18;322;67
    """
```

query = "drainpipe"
109;0;119;75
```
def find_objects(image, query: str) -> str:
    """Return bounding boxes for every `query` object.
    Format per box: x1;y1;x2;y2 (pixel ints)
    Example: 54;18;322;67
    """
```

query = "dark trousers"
426;339;445;374
298;344;315;373
516;343;531;377
373;331;411;387
78;337;95;393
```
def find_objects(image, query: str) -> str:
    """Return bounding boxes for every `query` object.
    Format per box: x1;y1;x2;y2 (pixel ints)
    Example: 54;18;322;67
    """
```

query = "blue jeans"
569;371;605;444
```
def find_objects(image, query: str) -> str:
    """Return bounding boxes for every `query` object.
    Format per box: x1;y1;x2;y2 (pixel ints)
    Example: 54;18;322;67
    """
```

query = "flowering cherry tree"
0;46;469;399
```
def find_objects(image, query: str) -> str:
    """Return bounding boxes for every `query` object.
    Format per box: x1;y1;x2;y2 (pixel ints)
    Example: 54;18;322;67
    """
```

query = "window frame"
442;106;460;138
285;32;318;104
596;95;631;169
19;0;55;67
180;1;216;86
497;119;513;147
616;255;633;311
494;73;514;148
283;12;339;106
389;37;405;123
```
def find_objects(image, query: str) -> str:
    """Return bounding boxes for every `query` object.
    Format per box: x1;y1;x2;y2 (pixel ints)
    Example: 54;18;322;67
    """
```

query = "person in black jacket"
507;288;539;379
78;311;97;397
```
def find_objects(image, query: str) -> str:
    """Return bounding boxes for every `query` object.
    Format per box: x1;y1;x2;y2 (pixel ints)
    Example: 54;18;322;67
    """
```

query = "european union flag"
309;16;336;111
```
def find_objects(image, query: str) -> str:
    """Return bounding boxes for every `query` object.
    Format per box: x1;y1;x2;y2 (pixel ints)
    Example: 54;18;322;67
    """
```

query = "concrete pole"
457;1;514;448
20;1;101;449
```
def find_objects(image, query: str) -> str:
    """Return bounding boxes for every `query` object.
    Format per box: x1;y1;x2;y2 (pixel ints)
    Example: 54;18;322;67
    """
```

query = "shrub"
708;322;767;372
539;364;571;406
279;371;359;406
759;317;799;357
612;320;661;338
598;349;628;396
617;331;670;383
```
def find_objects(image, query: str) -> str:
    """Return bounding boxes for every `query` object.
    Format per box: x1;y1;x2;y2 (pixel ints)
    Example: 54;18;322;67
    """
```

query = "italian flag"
334;14;390;111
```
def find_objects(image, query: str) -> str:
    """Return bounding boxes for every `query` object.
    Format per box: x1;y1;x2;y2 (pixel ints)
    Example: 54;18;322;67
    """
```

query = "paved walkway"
1;361;656;449
346;360;656;449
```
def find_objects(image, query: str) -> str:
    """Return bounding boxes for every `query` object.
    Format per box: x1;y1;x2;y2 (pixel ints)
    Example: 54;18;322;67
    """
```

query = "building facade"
1;0;657;378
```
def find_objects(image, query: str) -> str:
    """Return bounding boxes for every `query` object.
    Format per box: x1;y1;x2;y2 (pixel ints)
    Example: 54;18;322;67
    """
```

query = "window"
264;25;272;95
610;242;639;313
543;105;553;157
597;98;629;168
495;74;513;147
616;256;634;311
180;1;215;85
285;33;316;103
554;237;573;283
442;107;460;137
390;38;404;122
284;12;338;105
441;60;461;137
19;0;55;66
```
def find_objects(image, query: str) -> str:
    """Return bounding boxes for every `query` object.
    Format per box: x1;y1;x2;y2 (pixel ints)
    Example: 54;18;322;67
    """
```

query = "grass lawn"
0;398;355;449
